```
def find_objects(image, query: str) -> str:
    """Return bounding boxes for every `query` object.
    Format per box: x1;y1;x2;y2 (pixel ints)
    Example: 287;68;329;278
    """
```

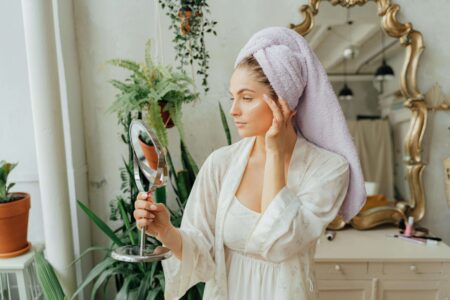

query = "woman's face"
228;67;275;137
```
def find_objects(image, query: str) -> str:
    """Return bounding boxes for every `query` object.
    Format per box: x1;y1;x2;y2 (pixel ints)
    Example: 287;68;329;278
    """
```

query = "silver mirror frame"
111;119;172;263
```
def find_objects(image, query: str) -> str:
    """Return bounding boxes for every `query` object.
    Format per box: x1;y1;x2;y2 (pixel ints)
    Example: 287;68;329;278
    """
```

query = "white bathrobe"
162;134;350;299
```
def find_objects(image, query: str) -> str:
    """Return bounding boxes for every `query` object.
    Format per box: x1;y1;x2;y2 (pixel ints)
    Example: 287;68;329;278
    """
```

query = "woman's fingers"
133;209;155;220
136;191;154;202
263;94;284;124
135;200;149;210
148;203;166;212
278;98;293;123
137;218;150;230
137;192;148;200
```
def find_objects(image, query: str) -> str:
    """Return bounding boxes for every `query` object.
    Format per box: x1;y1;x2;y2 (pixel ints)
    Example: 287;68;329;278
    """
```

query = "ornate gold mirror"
290;0;426;230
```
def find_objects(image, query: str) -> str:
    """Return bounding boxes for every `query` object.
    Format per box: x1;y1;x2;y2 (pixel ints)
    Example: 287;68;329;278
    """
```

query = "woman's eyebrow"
228;88;256;95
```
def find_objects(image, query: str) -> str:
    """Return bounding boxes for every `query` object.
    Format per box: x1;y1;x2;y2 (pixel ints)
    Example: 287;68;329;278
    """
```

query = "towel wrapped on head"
234;26;366;222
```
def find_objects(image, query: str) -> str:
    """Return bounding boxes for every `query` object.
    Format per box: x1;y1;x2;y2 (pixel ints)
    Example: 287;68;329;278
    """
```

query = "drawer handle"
409;265;417;272
334;264;342;272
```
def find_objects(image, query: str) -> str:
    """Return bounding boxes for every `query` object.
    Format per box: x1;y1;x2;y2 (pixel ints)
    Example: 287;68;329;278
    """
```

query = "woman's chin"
236;128;261;138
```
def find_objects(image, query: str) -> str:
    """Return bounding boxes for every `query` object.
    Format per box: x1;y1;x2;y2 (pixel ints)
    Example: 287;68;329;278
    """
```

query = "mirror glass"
130;120;168;190
111;119;170;263
305;2;409;208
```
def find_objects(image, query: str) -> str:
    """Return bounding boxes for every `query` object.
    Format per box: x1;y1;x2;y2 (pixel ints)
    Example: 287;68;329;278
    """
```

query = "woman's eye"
228;97;252;101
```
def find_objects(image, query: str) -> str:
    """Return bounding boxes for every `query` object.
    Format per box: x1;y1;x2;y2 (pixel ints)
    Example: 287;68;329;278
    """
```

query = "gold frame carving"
290;0;427;230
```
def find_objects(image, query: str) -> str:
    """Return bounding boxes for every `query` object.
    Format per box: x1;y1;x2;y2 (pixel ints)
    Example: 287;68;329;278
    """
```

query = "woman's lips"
235;122;246;128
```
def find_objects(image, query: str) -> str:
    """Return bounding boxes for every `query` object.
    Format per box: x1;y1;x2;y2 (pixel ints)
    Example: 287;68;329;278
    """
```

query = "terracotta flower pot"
159;101;175;128
138;136;159;170
0;192;31;258
178;7;192;35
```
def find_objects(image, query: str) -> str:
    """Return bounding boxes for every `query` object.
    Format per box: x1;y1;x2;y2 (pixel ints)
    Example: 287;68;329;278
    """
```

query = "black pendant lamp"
339;58;354;101
375;30;395;81
339;8;354;101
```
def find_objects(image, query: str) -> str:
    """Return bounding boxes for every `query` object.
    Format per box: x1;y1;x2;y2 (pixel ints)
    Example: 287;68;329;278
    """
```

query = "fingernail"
150;204;157;210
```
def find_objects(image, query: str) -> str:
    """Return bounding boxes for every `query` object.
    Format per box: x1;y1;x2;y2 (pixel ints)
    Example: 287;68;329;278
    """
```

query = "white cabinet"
315;228;450;300
317;279;373;300
377;280;442;300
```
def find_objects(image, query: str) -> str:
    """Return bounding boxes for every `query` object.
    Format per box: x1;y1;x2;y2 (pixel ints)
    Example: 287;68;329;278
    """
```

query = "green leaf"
219;102;232;145
69;246;110;268
175;170;190;204
136;270;153;299
77;200;124;246
115;274;139;300
145;286;162;300
118;199;136;245
154;186;166;206
34;250;66;300
180;139;199;177
90;267;118;299
71;258;116;300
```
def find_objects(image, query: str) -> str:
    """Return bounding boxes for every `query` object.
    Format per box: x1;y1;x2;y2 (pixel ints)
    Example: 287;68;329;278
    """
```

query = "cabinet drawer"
382;262;443;275
316;262;368;275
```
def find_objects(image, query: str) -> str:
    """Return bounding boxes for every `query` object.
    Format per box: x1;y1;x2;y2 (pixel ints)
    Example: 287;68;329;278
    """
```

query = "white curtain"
347;119;395;200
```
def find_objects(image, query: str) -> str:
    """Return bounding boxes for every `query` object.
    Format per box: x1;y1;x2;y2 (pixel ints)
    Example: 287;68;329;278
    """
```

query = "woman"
134;27;366;299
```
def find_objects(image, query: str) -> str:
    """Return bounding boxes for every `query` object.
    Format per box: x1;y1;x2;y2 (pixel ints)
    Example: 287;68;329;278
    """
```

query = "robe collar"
213;133;305;298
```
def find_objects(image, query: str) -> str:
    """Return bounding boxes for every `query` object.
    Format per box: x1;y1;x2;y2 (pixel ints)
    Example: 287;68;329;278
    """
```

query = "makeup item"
411;235;442;241
397;235;426;245
404;216;415;237
325;231;336;241
387;234;440;246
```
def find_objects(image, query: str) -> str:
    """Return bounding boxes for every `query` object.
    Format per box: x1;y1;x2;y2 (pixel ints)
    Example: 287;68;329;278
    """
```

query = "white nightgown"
224;196;279;300
162;134;350;299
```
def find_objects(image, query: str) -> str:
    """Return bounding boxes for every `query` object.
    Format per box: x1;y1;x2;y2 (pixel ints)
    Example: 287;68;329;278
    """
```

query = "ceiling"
302;1;403;82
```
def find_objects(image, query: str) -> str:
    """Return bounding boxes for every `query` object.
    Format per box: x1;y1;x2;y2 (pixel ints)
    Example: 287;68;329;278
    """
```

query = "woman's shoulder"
208;137;250;164
201;138;250;178
299;135;349;170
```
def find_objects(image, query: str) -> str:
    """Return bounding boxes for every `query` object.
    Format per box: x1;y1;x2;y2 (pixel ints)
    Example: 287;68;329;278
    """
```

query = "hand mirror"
111;119;172;263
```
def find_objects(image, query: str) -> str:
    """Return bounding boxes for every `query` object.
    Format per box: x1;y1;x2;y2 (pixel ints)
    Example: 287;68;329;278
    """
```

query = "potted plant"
108;40;199;148
71;116;202;299
0;161;31;258
158;0;217;93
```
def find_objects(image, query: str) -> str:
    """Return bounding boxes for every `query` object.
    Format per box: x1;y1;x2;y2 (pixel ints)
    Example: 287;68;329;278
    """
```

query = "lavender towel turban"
234;26;366;222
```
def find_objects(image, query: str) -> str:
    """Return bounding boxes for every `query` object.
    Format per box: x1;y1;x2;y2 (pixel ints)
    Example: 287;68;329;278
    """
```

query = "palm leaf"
34;250;66;300
115;274;139;300
77;200;124;246
219;102;232;145
71;258;116;300
118;199;135;245
108;59;146;80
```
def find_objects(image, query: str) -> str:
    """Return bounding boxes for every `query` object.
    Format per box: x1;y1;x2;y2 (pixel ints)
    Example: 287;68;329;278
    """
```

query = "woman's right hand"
133;192;174;242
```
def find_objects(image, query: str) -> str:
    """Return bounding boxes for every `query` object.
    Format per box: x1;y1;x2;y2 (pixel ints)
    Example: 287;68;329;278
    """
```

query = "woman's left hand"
263;94;296;154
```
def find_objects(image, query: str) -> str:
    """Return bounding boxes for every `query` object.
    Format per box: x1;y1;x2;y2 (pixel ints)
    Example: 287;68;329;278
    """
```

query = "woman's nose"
229;99;241;116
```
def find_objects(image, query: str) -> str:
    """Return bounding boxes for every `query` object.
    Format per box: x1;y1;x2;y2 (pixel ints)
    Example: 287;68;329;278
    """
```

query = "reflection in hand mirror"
111;120;171;263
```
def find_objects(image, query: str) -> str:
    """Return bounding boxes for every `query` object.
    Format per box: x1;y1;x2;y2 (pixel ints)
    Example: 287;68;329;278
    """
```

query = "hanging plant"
107;40;199;148
158;0;217;93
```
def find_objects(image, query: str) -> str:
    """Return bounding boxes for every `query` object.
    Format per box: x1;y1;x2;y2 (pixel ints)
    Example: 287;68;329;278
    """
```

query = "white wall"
0;0;45;244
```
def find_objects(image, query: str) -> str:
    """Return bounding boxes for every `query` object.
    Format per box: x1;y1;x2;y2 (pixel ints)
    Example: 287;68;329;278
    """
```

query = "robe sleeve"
161;151;220;299
245;157;350;263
